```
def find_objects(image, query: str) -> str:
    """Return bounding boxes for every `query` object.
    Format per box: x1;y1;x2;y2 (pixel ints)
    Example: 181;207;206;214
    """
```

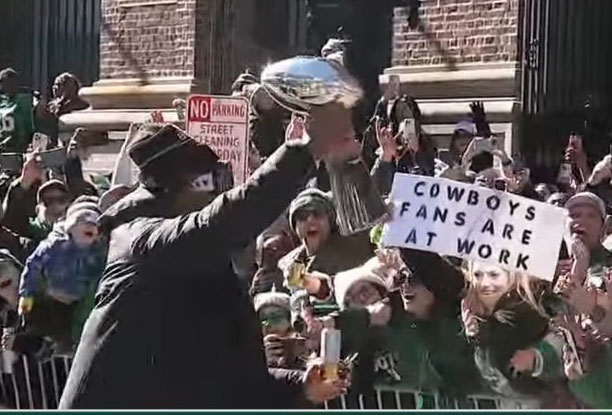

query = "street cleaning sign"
186;95;250;184
382;174;567;280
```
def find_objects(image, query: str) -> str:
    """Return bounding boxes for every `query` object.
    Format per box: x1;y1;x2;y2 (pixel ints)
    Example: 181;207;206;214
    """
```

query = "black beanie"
399;248;465;304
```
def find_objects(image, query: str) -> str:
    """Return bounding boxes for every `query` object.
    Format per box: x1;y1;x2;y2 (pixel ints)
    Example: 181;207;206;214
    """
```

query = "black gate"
520;0;612;181
0;0;100;96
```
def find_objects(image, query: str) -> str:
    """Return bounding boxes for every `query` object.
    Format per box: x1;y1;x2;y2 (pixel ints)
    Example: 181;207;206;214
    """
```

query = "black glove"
470;101;492;138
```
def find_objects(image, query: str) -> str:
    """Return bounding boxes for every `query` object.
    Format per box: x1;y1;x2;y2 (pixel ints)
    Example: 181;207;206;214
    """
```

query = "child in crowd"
18;198;107;352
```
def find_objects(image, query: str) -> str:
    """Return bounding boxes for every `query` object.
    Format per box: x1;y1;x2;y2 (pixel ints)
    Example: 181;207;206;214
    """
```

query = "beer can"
286;261;306;289
321;328;341;380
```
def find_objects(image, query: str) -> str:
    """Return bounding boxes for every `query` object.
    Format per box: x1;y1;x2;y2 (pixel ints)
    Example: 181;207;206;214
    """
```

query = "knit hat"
334;257;389;309
288;188;336;231
565;192;606;221
128;124;218;173
231;70;258;93
65;199;102;230
253;288;291;313
37;179;68;203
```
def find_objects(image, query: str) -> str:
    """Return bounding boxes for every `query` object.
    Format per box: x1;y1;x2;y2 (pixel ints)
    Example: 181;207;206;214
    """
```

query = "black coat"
59;144;315;409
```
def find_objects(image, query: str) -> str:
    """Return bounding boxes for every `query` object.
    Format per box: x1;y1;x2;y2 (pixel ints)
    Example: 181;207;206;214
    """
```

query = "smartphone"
0;153;24;173
32;132;49;152
493;178;507;191
35;148;67;169
400;118;418;151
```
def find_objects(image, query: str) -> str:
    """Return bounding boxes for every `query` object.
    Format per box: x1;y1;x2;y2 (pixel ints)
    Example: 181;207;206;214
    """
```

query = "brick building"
45;0;612;177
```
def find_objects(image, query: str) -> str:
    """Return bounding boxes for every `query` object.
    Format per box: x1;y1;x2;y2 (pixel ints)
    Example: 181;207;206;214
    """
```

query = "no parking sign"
186;95;250;185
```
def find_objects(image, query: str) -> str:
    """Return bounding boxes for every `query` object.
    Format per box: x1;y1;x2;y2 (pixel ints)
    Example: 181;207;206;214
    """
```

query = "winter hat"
565;192;606;221
321;38;349;57
231;70;258;93
65;198;102;231
288;188;336;231
454;119;476;135
128;124;218;173
334;257;389;309
399;249;464;304
37;179;68;203
253;288;291;314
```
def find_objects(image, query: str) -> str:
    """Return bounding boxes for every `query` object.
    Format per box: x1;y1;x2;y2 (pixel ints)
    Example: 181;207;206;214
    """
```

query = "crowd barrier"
0;353;533;410
324;386;532;410
0;354;72;409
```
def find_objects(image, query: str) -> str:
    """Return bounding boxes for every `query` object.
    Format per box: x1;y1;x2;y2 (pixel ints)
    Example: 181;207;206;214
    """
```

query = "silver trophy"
261;56;386;235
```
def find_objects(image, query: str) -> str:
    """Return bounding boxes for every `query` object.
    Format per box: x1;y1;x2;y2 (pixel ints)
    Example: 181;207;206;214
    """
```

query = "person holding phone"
369;98;436;195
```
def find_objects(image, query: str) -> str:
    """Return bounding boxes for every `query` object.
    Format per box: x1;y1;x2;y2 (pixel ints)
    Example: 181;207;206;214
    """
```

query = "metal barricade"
0;355;534;410
324;385;531;410
0;354;72;409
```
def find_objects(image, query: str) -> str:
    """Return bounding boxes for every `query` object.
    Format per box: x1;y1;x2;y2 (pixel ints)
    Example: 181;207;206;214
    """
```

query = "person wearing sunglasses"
281;188;373;299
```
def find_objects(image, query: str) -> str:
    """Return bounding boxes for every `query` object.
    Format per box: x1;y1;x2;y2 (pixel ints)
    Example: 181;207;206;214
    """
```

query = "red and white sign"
186;95;250;185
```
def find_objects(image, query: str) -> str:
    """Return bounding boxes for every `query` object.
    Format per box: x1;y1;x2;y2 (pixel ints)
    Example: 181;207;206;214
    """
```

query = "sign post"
186;95;250;185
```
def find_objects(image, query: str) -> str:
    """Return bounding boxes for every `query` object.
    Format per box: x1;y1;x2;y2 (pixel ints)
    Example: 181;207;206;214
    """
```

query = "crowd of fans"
233;62;612;409
1;44;612;409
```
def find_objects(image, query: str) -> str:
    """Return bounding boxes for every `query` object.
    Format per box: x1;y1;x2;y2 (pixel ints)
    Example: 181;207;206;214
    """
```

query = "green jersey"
0;92;34;153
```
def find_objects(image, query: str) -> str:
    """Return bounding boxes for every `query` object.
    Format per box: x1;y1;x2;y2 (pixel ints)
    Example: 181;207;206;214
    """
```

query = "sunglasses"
259;311;290;328
294;209;326;223
398;269;423;296
43;195;69;206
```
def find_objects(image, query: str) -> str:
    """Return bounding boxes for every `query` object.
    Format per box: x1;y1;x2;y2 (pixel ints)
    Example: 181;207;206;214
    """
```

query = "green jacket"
338;300;480;399
0;92;34;153
569;344;612;409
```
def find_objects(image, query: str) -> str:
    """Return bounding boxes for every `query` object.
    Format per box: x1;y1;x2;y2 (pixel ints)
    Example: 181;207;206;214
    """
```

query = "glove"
18;297;33;315
469;101;492;138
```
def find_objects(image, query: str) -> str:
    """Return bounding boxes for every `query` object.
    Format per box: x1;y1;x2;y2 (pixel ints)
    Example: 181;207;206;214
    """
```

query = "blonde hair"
463;261;542;317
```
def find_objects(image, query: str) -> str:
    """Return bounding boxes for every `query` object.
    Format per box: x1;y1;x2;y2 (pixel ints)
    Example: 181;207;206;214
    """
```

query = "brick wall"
100;0;196;79
392;0;519;67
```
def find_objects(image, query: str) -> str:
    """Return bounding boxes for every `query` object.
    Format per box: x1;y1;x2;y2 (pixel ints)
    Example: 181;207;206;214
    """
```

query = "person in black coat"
59;104;358;409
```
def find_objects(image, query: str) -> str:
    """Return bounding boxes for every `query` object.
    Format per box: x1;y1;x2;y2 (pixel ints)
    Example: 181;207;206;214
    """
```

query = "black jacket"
59;144;315;409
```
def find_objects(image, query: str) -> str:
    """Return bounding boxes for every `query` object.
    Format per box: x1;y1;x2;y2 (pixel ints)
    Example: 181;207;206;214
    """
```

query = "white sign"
382;174;567;280
186;95;250;185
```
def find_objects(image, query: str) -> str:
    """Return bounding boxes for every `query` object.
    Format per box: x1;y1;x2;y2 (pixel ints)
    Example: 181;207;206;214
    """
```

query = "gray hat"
565;192;606;220
253;288;291;313
288;188;336;231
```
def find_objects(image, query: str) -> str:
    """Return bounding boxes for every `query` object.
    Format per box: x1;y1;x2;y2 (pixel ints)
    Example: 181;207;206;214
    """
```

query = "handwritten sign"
382;174;567;280
186;95;250;185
